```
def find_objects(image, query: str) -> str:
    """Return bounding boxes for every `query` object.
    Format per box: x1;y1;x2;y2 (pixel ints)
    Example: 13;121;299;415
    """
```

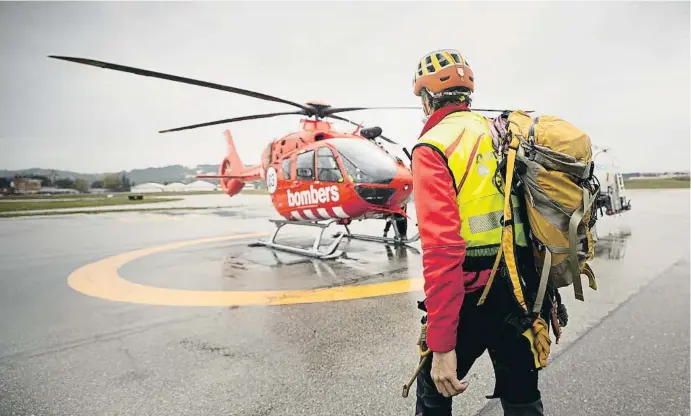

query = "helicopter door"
316;147;344;183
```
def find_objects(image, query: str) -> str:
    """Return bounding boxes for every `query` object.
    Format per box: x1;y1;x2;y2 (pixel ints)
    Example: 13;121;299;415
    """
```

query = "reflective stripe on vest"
414;111;528;257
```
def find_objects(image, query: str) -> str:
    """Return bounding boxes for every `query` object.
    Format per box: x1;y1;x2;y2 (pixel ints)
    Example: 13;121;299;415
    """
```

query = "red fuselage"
261;120;413;221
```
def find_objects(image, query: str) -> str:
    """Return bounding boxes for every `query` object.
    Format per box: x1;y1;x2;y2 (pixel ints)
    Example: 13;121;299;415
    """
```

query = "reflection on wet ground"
594;233;629;260
0;189;688;416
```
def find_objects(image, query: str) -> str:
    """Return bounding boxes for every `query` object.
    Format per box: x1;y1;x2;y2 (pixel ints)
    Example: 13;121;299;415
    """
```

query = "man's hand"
431;350;469;398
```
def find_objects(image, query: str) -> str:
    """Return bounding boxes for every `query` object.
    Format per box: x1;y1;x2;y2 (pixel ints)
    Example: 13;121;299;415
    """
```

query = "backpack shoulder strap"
476;132;528;312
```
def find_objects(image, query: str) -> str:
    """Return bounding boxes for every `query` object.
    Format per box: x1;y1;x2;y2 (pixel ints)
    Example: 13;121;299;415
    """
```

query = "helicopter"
48;56;427;259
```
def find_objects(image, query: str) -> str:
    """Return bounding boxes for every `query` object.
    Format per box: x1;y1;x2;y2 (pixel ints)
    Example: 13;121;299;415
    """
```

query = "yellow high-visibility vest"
413;110;529;270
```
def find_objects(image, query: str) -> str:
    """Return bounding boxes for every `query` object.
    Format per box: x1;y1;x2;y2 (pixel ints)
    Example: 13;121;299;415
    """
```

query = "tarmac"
0;189;688;416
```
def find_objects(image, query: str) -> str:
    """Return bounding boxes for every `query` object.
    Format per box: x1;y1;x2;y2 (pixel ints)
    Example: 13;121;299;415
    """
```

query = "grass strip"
1;189;267;200
624;177;690;189
0;197;182;213
0;205;233;218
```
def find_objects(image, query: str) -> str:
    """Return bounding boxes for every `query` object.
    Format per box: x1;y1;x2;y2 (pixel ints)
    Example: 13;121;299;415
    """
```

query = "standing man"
409;49;550;415
383;204;408;239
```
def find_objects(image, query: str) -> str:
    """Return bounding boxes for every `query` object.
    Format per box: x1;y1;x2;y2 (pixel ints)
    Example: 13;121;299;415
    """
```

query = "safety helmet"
413;49;474;97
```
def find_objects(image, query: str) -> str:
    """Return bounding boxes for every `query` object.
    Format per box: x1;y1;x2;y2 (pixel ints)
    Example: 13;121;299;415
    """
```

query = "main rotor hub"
305;101;332;118
305;100;331;109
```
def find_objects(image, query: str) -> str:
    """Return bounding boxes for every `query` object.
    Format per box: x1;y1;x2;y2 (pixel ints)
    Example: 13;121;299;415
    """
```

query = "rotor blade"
376;134;399;145
159;111;307;133
325;106;421;116
48;56;312;112
327;114;372;132
327;114;399;145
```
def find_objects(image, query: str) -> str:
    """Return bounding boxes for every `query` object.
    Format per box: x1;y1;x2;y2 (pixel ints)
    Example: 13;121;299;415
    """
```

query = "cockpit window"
281;157;291;180
327;138;397;184
296;150;314;180
317;147;343;183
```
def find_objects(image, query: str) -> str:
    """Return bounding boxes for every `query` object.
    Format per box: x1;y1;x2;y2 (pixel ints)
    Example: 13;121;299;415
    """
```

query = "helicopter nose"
390;166;414;206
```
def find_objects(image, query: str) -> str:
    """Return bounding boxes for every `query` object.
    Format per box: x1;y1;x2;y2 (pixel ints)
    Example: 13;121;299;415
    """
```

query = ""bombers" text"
287;185;340;207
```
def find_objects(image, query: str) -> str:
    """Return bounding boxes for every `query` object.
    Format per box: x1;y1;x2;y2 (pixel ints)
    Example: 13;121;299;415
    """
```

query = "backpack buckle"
527;149;536;161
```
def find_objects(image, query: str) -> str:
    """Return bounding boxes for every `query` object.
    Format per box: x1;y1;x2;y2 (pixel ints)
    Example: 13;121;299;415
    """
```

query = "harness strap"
477;243;503;306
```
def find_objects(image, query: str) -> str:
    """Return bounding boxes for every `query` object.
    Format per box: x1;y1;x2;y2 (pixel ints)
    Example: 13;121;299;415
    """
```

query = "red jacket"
412;104;492;352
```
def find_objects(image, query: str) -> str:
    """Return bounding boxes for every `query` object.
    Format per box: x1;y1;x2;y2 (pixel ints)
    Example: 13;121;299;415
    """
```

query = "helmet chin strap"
421;89;434;116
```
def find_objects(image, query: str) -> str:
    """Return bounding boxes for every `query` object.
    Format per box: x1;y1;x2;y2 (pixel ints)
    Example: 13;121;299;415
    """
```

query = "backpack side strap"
567;187;596;301
531;250;552;315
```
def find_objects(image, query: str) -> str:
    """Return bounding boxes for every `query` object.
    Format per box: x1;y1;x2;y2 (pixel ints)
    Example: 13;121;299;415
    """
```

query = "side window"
281;158;291;180
317;147;343;183
296;150;314;180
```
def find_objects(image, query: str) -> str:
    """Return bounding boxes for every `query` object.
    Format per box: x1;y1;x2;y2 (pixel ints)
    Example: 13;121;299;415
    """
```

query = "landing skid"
250;219;346;259
337;216;420;248
341;225;420;247
250;216;421;260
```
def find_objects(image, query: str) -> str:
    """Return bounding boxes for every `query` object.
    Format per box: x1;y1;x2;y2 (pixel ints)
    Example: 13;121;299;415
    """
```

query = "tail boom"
209;130;263;197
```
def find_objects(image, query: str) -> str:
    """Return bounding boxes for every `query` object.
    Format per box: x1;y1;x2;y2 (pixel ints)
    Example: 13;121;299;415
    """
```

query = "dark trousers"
415;269;548;415
384;214;408;237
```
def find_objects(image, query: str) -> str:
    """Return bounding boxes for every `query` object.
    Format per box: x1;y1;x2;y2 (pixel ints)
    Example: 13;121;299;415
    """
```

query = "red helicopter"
49;56;424;258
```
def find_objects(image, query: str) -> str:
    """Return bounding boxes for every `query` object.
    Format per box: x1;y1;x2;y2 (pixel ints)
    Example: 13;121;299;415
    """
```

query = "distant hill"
0;164;246;186
2;165;687;186
0;168;103;183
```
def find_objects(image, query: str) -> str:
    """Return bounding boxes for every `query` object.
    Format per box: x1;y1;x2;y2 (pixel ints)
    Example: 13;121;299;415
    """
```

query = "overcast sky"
1;1;688;173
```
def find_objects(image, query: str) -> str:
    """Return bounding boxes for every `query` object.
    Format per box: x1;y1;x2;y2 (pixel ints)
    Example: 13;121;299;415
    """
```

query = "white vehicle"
592;145;632;215
591;145;632;242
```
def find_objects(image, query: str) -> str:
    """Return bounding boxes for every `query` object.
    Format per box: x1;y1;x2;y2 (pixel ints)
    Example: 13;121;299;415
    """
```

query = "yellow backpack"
479;110;600;316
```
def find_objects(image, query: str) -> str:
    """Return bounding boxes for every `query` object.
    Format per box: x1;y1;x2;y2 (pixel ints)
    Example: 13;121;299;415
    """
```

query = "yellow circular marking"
68;232;424;306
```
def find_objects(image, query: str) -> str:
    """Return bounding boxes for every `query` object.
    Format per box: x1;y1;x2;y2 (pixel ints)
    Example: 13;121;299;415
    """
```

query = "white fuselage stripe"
332;206;350;218
317;208;330;219
302;209;318;220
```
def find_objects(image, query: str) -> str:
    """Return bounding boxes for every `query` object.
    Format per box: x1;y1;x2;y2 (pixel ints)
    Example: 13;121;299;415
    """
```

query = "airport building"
130;182;165;193
130;180;219;193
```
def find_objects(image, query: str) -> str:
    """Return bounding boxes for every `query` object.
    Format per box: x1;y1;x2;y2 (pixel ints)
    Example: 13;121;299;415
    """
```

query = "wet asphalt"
0;189;688;416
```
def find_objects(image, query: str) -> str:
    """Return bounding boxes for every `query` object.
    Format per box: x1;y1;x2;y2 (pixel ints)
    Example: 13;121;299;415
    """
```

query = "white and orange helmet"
413;49;474;97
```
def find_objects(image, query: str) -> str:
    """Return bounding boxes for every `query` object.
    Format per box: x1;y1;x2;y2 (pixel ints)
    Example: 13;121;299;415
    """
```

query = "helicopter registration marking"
287;184;340;208
67;232;424;306
266;167;278;194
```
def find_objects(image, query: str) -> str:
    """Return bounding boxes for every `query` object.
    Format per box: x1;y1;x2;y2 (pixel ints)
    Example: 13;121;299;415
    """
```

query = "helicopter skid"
333;214;420;249
341;224;420;248
251;219;346;260
342;230;420;246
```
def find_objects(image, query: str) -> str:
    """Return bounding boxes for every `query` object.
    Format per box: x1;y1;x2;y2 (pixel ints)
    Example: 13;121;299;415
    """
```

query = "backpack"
479;110;600;317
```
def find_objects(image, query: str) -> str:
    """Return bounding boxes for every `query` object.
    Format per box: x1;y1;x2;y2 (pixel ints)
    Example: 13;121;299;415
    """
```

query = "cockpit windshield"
327;138;398;184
